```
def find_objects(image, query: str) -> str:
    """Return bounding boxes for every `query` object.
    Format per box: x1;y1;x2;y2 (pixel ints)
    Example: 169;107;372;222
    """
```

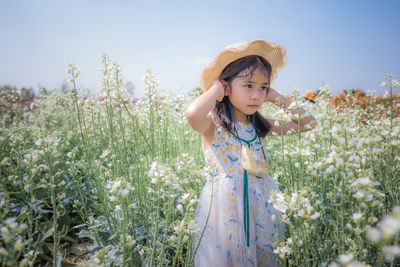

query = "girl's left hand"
264;87;280;103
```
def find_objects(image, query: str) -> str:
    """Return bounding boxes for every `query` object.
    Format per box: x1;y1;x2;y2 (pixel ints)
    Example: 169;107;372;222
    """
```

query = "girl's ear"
220;80;230;96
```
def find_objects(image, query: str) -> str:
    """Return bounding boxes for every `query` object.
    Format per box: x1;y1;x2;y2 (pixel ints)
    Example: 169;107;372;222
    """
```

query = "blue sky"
1;0;399;97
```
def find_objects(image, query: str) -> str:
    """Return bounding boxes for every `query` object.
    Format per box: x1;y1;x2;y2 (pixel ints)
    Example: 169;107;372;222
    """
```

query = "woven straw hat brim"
200;39;287;92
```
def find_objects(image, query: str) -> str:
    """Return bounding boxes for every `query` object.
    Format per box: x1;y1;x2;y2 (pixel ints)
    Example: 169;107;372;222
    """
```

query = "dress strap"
243;170;250;247
229;128;257;247
229;130;257;146
208;111;224;141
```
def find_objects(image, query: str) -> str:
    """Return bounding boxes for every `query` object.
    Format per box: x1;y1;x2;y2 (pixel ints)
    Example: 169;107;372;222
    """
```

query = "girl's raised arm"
185;81;224;134
264;88;317;136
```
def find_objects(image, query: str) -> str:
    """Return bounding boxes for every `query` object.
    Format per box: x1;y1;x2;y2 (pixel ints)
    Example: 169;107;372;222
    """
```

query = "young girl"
186;40;317;267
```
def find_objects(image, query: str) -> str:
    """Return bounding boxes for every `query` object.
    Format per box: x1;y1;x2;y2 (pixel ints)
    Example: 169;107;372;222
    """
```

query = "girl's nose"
250;89;262;100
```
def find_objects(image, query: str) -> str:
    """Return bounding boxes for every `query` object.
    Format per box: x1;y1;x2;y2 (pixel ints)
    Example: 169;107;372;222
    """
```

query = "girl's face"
225;68;270;122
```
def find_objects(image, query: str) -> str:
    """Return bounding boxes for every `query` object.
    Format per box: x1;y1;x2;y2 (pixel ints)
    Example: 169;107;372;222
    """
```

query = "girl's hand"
211;80;225;102
264;87;280;103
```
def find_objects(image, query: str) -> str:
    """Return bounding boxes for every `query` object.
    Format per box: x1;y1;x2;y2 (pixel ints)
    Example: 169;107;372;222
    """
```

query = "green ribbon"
244;169;249;247
230;130;257;247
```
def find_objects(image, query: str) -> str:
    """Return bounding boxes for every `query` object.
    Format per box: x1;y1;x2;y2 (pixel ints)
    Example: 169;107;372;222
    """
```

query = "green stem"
190;177;214;266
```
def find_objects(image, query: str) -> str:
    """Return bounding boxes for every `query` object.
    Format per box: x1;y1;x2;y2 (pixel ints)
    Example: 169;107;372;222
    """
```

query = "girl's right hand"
264;87;280;103
211;80;225;102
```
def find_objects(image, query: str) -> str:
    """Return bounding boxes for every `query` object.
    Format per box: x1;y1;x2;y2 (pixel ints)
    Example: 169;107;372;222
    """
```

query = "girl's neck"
232;107;249;124
236;119;250;125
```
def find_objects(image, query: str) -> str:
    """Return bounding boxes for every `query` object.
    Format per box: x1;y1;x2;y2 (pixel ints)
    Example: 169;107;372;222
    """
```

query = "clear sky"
1;0;399;97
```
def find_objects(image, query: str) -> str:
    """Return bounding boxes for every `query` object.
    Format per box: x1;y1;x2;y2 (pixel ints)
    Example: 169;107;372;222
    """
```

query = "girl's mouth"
248;105;258;109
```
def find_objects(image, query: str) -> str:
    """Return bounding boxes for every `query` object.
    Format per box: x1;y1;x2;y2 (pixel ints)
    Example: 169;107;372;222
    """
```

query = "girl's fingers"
211;80;225;102
265;87;277;102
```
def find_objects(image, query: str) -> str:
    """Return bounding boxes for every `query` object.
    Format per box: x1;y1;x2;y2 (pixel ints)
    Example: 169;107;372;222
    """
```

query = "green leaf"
57;213;72;229
72;223;87;229
43;226;54;241
77;229;93;240
70;243;89;256
60;260;78;267
107;233;117;241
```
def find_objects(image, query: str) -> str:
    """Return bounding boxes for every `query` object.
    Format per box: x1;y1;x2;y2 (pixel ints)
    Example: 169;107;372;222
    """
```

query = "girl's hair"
213;55;273;138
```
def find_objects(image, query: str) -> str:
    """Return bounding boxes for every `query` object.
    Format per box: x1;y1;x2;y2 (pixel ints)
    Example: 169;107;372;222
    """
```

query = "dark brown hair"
213;55;272;138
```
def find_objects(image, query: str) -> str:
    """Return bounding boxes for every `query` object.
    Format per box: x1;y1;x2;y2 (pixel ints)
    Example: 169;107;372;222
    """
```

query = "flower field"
1;55;399;266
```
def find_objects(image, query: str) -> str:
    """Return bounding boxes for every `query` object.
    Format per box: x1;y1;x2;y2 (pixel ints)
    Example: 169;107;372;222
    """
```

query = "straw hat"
200;39;287;91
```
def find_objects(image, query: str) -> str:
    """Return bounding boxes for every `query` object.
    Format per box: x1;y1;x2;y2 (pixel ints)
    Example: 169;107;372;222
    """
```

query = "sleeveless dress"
191;113;285;267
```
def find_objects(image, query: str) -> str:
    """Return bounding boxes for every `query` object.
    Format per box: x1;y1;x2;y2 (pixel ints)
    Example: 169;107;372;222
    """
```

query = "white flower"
0;247;9;256
297;209;306;217
351;177;373;188
382;245;400;262
338;253;353;264
177;204;183;212
100;149;111;159
107;180;122;193
16;223;27;234
328;263;339;267
352;213;362;224
1;226;10;237
180;193;190;203
4;217;17;230
310;212;321;220
380;215;400;239
391;79;399;88
143;69;159;88
392;206;400;220
0;157;10;166
346;223;353;231
366;227;381;243
338;137;346;145
269;191;288;213
272;109;291;122
347;262;366;267
331;124;342;137
121;189;129;197
14;238;23;251
139;249;144;256
273;245;292;259
353;191;365;200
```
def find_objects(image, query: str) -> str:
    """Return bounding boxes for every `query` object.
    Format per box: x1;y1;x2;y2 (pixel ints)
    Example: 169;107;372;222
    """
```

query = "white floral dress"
191;113;285;267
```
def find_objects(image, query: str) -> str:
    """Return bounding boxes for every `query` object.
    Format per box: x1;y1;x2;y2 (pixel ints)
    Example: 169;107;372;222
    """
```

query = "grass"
0;56;399;266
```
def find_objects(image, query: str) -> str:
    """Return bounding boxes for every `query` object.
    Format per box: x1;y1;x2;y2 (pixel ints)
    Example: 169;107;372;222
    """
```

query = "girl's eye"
244;84;270;90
